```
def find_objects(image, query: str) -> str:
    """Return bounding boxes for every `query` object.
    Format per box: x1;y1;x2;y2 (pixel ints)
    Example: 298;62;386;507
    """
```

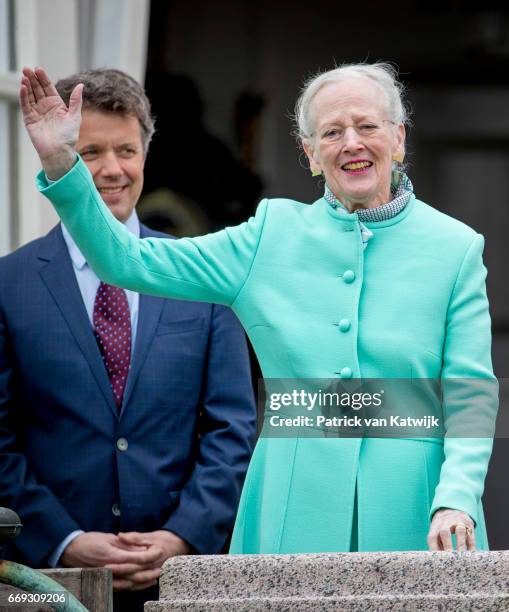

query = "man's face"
77;110;145;222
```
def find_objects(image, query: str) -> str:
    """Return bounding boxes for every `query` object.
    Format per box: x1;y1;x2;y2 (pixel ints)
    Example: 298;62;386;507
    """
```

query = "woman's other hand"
19;67;82;179
427;508;476;551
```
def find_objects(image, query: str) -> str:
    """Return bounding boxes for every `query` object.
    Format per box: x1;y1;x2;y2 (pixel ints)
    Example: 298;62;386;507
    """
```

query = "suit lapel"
120;224;165;413
37;226;118;417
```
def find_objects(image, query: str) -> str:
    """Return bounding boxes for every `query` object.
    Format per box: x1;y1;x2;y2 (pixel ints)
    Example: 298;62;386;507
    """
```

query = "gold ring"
455;523;473;536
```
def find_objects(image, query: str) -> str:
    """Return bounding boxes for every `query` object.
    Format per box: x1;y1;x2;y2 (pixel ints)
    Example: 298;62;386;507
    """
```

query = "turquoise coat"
39;158;496;552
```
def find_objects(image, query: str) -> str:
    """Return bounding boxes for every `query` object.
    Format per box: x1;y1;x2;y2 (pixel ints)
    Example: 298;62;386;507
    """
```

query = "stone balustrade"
145;550;509;611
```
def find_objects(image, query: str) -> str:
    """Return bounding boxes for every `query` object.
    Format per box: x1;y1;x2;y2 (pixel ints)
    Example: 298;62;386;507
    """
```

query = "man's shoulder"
0;225;62;274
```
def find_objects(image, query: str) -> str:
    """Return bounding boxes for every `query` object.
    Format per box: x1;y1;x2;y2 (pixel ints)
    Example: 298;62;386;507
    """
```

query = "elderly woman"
20;63;495;553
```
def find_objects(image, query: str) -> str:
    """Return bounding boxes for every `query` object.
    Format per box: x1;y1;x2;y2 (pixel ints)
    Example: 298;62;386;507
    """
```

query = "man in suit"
0;68;256;610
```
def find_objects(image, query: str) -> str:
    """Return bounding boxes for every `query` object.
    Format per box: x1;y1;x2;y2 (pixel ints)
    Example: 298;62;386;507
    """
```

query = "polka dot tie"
93;282;131;408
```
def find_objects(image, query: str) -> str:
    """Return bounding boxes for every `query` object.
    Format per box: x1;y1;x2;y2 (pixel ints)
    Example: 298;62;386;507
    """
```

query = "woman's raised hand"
19;67;83;179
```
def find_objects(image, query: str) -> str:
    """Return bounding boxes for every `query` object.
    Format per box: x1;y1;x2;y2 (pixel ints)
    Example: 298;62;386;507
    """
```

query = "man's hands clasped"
61;530;191;591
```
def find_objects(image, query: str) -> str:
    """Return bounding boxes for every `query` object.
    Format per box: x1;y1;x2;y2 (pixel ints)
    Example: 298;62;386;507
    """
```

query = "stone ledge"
147;551;509;611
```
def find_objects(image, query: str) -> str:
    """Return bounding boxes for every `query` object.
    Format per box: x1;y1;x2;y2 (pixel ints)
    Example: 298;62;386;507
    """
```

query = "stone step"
146;593;509;612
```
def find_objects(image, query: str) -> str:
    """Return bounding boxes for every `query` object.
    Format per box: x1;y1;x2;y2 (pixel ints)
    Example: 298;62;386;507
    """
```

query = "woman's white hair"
294;62;409;145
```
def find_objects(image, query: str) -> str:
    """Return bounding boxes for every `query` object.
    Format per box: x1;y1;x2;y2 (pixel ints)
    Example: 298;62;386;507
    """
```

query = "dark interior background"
141;0;509;549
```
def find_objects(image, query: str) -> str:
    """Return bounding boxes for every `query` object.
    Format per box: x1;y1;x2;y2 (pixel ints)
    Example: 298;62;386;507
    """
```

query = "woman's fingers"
19;84;32;117
19;79;41;124
438;527;453;551
426;530;439;551
466;527;477;551
68;83;84;119
453;523;467;551
21;72;35;106
21;67;66;111
24;67;45;103
34;67;60;97
428;508;475;552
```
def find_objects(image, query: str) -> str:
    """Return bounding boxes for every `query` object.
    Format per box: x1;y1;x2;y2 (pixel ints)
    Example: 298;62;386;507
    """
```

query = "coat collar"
322;193;416;228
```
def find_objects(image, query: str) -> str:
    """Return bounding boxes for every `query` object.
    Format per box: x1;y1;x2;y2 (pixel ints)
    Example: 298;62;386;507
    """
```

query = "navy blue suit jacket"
0;223;256;566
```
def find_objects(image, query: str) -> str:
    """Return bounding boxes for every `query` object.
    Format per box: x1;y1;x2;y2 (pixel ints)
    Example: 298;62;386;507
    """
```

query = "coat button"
112;503;121;517
340;367;353;379
343;270;355;284
339;319;351;332
116;438;128;451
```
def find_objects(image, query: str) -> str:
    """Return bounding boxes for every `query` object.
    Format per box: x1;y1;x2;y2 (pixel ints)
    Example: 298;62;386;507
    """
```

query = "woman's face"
303;78;405;210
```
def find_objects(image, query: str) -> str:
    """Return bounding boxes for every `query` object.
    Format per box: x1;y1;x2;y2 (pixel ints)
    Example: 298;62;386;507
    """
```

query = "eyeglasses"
316;119;395;143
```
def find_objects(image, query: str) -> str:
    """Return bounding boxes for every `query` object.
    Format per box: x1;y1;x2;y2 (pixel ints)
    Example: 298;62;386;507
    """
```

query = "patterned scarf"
324;173;414;247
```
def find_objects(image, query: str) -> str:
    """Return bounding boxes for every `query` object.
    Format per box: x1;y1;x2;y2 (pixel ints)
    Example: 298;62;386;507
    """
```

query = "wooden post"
0;567;112;612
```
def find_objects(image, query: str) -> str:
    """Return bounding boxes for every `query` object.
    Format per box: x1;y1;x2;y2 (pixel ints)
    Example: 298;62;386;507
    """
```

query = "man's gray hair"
56;68;155;156
294;63;409;145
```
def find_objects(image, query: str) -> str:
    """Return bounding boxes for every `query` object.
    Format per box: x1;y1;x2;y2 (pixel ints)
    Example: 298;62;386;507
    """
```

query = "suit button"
117;438;128;452
340;367;353;379
112;503;121;517
339;319;351;332
343;270;355;284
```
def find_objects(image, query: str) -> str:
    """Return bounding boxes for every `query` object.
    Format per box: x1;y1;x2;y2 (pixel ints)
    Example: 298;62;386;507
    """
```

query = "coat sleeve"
0;303;81;566
162;305;257;553
430;234;498;525
37;157;268;307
